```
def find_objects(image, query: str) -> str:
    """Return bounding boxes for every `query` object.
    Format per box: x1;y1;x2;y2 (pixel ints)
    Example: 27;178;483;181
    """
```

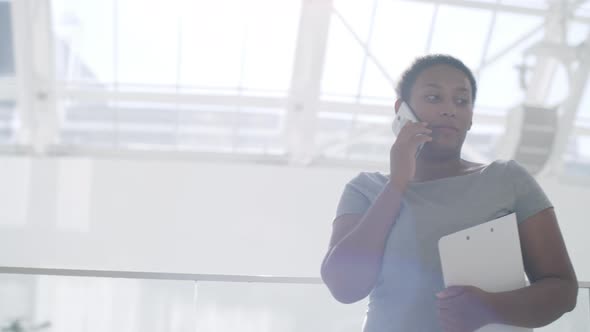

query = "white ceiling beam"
409;0;590;23
284;0;333;165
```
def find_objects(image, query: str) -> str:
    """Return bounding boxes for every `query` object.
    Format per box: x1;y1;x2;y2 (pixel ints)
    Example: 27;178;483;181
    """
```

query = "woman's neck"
413;155;470;182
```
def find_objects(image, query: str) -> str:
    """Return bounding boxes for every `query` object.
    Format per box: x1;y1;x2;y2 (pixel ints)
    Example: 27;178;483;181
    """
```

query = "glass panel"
464;120;505;161
194;281;367;332
371;0;435;76
346;141;389;163
322;0;437;102
116;0;181;86
177;0;243;91
546;64;569;106
476;28;544;111
58;99;176;148
0;274;37;326
564;135;590;177
429;5;494;69
332;0;374;43
237;0;300;94
321;16;365;100
52;0;298;95
359;60;396;103
1;274;589;332
576;76;590;118
52;0;116;84
477;12;543;112
0;1;14;77
0;99;16;144
0;274;197;332
317;109;505;165
179;0;299;95
568;21;590;46
34;276;196;332
59;99;286;154
316;110;354;159
484;12;543;63
500;0;549;10
362;0;436;101
317;110;390;162
575;3;590;18
571;76;590;170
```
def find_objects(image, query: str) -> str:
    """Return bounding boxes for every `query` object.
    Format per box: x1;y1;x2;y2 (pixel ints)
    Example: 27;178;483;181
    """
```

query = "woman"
320;54;578;332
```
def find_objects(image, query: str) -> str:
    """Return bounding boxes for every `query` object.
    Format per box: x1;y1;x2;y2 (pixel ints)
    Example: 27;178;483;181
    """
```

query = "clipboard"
438;213;532;332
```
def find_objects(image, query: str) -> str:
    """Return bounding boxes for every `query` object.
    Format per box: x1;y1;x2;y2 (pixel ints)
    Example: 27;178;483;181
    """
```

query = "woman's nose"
439;109;456;117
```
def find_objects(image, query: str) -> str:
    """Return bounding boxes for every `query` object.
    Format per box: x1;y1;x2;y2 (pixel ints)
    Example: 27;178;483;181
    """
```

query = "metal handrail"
0;266;588;290
0;266;323;284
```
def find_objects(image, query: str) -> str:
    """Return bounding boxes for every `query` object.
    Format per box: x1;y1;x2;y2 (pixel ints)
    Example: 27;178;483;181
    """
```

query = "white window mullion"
285;0;333;165
11;0;58;152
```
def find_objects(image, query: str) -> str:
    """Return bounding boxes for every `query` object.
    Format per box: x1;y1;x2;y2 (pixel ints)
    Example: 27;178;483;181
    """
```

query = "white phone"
392;101;419;135
391;101;425;156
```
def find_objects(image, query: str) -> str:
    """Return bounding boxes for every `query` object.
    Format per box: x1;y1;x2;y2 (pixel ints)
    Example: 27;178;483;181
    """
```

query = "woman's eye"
455;98;470;106
425;95;439;102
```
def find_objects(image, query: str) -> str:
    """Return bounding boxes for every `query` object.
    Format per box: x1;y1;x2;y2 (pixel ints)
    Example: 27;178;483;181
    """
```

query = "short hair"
395;54;477;102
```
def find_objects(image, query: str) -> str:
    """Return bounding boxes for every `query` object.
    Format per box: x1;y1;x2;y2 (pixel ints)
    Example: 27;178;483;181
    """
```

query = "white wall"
0;156;360;277
0;155;587;281
537;177;590;281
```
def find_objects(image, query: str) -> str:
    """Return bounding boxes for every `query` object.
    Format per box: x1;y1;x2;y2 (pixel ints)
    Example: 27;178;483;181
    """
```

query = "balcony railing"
0;266;587;332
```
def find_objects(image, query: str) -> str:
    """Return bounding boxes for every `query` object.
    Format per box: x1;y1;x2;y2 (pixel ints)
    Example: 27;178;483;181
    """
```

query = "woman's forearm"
321;181;405;303
489;277;578;328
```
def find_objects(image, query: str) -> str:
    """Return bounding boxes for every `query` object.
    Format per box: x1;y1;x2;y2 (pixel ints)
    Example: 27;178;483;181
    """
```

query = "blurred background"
0;0;589;331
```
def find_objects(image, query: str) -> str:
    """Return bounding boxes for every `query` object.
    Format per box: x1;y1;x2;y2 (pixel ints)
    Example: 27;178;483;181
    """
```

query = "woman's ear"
394;99;403;113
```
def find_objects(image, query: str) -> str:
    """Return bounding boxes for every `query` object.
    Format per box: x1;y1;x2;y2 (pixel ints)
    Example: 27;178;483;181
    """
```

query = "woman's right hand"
389;122;432;191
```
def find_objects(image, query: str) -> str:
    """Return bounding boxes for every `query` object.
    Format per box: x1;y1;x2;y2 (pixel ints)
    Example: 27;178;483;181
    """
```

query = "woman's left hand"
436;285;498;332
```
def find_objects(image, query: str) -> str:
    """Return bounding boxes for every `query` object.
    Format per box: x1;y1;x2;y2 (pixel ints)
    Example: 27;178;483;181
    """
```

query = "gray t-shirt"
335;160;552;332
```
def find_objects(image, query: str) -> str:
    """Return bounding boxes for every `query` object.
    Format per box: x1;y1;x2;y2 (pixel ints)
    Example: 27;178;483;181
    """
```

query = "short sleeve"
335;183;371;218
508;160;553;224
335;172;378;219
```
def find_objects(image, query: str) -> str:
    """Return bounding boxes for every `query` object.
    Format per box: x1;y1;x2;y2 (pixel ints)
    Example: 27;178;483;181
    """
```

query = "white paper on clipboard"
438;213;532;332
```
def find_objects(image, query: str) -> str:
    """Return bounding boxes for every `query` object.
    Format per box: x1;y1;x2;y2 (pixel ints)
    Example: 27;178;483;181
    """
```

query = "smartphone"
392;101;420;135
391;101;425;156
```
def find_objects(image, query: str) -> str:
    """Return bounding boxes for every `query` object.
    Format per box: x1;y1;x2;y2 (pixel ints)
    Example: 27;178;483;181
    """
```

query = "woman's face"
408;64;474;156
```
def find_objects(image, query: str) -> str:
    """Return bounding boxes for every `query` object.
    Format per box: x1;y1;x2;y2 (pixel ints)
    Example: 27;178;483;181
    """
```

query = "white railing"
0;266;587;332
0;266;321;284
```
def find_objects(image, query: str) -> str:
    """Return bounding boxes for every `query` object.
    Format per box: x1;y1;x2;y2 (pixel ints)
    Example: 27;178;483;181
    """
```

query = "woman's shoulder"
349;171;389;185
476;159;534;182
346;171;389;200
483;159;528;173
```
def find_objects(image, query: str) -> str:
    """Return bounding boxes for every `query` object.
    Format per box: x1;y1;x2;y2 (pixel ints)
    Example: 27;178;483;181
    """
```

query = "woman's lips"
432;126;459;133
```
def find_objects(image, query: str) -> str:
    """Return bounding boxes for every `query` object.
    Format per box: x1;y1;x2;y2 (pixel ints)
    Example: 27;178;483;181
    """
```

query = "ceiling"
0;0;589;177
